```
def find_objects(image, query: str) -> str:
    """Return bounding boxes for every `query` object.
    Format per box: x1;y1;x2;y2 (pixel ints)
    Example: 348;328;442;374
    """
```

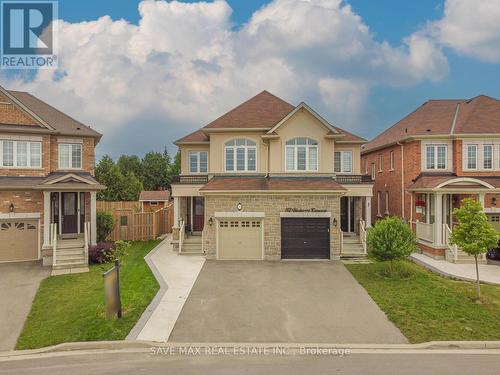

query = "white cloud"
427;0;500;63
1;0;449;156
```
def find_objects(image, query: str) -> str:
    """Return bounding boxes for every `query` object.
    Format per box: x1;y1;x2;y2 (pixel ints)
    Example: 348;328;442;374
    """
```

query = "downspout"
397;141;405;221
265;139;270;178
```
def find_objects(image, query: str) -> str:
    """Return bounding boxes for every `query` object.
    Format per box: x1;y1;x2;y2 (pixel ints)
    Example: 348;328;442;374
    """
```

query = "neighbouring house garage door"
218;220;262;260
487;214;500;232
0;219;39;262
281;218;330;259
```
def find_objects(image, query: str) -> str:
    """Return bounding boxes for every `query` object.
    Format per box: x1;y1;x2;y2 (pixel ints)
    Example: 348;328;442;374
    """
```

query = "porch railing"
84;221;90;263
334;174;373;184
444;224;458;262
339;229;344;255
416;221;434;243
178;218;185;254
359;219;367;255
51;223;57;266
172;175;209;184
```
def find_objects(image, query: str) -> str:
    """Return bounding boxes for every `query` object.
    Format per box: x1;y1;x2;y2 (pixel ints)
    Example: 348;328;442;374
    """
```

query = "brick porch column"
42;191;50;248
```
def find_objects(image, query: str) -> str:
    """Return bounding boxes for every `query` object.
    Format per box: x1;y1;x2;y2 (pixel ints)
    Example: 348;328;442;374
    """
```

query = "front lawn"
346;261;500;343
16;240;161;349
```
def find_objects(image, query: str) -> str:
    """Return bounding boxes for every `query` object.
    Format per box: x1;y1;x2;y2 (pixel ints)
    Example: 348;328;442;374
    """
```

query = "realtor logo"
1;1;58;69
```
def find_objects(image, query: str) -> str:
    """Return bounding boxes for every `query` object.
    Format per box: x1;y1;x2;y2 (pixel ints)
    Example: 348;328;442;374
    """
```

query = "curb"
2;340;500;359
126;236;171;340
410;255;500;286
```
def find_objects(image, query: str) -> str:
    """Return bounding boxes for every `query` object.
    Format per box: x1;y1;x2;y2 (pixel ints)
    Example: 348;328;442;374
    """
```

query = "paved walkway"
411;253;500;285
0;261;50;350
128;236;205;342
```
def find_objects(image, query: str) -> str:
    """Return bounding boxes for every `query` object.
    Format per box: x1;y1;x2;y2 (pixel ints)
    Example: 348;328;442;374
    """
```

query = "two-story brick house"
171;91;373;260
361;95;500;262
0;86;104;273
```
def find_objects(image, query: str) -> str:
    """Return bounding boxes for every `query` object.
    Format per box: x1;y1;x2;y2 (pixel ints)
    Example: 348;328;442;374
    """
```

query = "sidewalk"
127;236;205;342
411;253;500;285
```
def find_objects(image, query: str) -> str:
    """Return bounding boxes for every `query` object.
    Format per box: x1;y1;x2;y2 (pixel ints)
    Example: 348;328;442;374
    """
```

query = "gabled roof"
0;172;105;191
363;95;500;153
408;173;500;191
139;190;171;201
175;90;366;144
0;86;102;140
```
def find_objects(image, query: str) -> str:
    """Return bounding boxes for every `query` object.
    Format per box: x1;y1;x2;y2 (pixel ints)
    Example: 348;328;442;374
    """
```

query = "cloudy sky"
2;0;500;159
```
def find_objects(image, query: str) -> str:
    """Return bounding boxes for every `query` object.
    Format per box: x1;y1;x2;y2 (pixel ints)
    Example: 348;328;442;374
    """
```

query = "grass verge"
346;261;500;343
16;240;161;349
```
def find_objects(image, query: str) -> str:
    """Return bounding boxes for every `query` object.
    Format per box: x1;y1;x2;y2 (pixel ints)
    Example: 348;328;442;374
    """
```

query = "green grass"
346;261;500;343
16;240;161;350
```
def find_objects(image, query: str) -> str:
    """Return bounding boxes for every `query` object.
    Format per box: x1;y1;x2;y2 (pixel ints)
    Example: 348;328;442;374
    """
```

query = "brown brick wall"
362;140;421;224
454;140;500;177
203;194;341;260
417;242;445;259
0;191;44;219
0;93;39;125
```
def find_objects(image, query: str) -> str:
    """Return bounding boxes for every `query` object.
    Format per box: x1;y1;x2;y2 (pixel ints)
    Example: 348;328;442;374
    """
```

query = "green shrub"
367;216;418;273
96;210;115;242
114;240;131;259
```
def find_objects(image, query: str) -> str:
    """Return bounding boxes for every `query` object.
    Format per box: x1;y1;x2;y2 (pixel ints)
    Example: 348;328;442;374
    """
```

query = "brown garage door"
281;218;330;259
0;219;39;262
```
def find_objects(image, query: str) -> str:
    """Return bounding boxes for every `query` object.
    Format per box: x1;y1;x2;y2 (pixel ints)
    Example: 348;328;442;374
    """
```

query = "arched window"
225;139;257;172
285;138;318;171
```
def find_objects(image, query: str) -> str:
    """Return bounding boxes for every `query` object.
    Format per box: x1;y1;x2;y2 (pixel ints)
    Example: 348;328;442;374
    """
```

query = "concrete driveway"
169;261;407;343
0;261;50;351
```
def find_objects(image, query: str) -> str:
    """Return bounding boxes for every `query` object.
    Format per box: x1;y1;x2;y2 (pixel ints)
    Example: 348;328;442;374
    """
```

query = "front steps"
180;235;204;255
445;249;488;264
340;235;367;260
51;238;89;275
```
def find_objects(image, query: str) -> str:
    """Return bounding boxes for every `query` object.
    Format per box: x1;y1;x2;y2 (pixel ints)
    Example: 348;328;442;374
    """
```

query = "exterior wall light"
9;203;14;213
208;217;213;226
332;218;337;227
237;202;242;211
493;197;497;206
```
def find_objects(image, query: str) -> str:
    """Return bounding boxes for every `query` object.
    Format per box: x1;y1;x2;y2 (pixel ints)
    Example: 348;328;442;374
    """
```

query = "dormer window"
225;139;256;172
285;138;318;171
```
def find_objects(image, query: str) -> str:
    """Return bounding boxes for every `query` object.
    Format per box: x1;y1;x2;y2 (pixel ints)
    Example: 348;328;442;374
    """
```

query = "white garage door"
0;219;39;262
218;220;262;260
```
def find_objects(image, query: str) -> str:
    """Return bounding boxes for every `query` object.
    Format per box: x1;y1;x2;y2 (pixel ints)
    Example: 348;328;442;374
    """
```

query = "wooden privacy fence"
97;201;141;212
99;201;174;241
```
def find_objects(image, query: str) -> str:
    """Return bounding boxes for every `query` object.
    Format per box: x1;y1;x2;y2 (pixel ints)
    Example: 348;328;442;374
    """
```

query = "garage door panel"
281;218;330;259
218;220;262;260
0;220;39;262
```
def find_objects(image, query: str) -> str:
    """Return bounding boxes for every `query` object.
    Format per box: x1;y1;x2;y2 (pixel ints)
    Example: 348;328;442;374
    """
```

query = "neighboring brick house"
139;190;171;212
171;91;373;260
0;86;104;273
361;95;500;262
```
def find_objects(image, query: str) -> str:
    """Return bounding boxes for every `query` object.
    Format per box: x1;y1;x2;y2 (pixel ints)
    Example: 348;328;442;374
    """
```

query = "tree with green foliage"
117;155;142;179
95;156;123;201
169;150;181;178
366;216;418;274
120;171;143;201
141;151;170;190
96;211;115;242
450;198;499;299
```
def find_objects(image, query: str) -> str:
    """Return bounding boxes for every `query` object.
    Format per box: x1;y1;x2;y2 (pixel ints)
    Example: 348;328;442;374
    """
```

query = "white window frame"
424;144;447;170
0;140;42;169
285;138;318;172
378;155;383;172
188;151;208;174
58;143;82;170
389;150;394;170
466;144;478;170
334;151;353;173
377;191;381;216
371;162;376;180
385;191;389;215
224;139;257;172
483;144;493;170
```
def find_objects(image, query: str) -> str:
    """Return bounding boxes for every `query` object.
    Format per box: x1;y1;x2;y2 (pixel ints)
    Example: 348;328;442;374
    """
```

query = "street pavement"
1;348;499;374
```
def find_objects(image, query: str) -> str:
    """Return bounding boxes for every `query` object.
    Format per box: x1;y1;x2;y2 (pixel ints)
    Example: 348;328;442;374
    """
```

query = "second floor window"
225;139;256;172
378;155;383;172
285;138;318;171
189;151;208;173
0;140;41;168
59;143;82;169
425;144;447;170
484;145;493;169
390;150;394;170
334;151;352;173
467;144;477;169
371;162;376;180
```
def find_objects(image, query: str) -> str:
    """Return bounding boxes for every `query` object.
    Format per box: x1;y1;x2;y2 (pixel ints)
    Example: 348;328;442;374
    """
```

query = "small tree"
96;211;115;242
367;216;418;273
450;198;499;299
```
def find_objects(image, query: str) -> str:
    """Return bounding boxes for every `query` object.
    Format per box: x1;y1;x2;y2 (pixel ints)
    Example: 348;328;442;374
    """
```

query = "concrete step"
343;237;361;244
184;238;202;244
53;260;87;269
180;251;204;256
51;267;89;276
56;254;86;262
56;248;85;256
56;241;85;249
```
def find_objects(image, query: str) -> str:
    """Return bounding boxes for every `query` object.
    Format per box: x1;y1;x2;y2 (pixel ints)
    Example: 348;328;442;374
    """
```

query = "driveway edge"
126;237;170;340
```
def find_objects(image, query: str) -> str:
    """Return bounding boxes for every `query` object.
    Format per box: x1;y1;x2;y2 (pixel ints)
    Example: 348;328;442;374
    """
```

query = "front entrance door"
340;197;355;232
193;197;204;231
62;192;78;234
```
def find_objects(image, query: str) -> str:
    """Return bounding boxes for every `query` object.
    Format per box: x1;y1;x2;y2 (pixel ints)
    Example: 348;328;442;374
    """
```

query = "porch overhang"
408;174;500;193
35;172;105;191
